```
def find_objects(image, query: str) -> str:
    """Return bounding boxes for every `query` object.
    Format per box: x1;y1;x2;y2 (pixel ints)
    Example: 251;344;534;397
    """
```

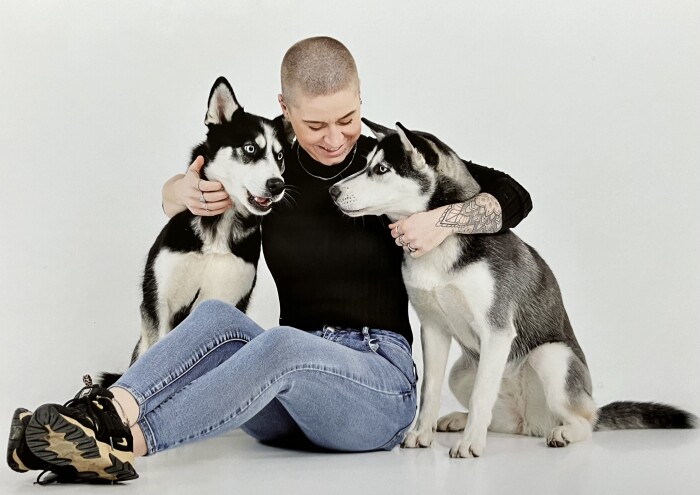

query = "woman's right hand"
163;156;233;218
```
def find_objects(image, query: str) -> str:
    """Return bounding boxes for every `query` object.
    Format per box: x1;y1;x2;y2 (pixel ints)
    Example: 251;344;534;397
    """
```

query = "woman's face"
279;86;362;166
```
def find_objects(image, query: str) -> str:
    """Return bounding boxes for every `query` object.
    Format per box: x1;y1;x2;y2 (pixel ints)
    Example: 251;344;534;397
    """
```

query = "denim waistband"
309;325;412;354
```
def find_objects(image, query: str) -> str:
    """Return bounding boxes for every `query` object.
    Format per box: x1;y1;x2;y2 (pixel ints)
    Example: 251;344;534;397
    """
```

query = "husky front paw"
437;411;469;432
546;426;571;448
401;428;434;448
449;431;486;458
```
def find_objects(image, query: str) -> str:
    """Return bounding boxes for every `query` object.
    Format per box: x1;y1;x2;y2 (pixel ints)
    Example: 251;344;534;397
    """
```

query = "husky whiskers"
99;77;287;386
331;118;696;458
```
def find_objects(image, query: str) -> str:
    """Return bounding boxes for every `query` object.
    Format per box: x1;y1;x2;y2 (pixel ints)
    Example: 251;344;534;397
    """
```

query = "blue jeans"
112;300;417;455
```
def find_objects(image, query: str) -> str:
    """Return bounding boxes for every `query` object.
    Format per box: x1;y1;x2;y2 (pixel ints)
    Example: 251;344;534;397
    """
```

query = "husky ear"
272;115;296;147
205;77;241;125
362;118;392;140
396;122;438;167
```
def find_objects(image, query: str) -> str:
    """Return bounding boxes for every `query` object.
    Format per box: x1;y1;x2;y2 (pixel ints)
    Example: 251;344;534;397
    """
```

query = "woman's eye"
277;151;284;161
339;119;353;126
308;126;322;131
243;144;256;154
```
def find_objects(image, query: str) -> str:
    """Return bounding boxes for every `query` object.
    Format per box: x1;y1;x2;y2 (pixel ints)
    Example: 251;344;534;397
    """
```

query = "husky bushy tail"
595;401;696;431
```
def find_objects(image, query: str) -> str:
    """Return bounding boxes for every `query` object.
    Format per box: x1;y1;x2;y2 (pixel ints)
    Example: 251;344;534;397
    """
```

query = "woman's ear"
278;94;290;118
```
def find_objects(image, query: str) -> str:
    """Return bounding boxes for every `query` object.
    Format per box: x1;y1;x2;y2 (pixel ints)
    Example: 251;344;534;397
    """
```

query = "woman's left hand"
389;206;452;258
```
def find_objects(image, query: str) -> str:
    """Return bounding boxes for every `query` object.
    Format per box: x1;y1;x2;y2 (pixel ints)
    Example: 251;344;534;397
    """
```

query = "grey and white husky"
100;77;287;386
331;118;696;458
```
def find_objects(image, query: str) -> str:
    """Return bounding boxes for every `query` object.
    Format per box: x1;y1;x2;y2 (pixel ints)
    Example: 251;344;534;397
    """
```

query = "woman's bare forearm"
436;193;503;234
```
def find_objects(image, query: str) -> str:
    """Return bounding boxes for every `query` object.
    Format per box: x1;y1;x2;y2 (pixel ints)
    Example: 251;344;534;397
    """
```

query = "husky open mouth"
247;191;274;212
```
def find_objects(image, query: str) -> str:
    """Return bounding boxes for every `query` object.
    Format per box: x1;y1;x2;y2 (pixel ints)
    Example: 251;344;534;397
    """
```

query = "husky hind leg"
527;342;596;447
437;350;477;432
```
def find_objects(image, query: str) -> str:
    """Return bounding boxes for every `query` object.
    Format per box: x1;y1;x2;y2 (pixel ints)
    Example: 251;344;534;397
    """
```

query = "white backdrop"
1;1;698;426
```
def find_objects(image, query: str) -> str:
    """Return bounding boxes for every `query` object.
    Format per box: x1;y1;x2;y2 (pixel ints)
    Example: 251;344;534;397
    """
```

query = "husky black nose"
329;185;341;200
266;178;285;196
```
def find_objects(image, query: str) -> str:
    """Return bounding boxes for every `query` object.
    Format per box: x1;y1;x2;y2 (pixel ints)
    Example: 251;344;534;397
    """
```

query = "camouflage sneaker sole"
25;404;138;483
7;408;35;473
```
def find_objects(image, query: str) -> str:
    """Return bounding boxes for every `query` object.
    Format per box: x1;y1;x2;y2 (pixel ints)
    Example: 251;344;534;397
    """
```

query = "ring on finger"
395;224;402;236
199;191;206;204
398;235;407;246
205;202;209;212
407;244;417;253
197;179;204;192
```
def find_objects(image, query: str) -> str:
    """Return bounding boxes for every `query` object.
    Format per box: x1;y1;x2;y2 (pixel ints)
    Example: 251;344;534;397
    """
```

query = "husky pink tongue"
253;196;271;207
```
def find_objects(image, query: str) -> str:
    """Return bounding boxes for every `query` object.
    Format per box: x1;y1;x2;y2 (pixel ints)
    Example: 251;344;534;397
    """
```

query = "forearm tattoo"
437;194;503;234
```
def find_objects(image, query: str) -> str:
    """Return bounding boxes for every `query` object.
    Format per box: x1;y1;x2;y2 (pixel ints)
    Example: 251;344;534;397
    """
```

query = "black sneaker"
25;378;138;483
7;408;51;473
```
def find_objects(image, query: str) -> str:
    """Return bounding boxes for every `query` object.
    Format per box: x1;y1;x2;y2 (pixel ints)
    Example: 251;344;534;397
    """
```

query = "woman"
7;36;531;484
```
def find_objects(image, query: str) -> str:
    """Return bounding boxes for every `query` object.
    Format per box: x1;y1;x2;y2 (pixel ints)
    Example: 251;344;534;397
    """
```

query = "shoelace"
63;374;113;436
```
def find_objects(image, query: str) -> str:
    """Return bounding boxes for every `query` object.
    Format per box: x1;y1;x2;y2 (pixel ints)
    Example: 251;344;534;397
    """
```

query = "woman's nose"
324;125;344;148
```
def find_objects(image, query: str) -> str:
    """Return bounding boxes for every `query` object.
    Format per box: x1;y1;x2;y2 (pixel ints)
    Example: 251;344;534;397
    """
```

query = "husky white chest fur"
332;117;695;459
402;236;495;353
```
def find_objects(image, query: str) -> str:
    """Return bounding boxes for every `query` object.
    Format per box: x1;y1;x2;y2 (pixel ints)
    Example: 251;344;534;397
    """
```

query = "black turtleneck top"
261;134;532;346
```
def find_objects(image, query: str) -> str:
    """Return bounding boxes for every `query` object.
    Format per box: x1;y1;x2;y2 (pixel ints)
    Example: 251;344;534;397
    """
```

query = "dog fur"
330;118;696;458
99;77;287;386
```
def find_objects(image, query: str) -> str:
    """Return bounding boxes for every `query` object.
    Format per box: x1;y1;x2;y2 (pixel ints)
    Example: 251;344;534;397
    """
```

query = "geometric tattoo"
436;193;503;234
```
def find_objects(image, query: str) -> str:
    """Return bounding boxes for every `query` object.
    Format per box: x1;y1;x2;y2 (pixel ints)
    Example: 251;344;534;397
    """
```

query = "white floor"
3;425;699;494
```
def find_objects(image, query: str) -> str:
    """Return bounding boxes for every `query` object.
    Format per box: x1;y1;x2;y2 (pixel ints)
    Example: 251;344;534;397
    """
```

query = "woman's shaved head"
281;36;360;107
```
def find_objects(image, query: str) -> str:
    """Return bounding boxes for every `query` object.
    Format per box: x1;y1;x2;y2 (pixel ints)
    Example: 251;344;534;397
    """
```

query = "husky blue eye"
243;144;256;154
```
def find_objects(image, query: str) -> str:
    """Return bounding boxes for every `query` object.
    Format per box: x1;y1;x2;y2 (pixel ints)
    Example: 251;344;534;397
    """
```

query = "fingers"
190;201;232;217
196;179;226;193
393;233;421;257
187;156;225;192
388;218;405;239
390;221;424;257
193;189;229;204
400;241;420;258
187;195;232;216
188;155;205;176
184;155;232;216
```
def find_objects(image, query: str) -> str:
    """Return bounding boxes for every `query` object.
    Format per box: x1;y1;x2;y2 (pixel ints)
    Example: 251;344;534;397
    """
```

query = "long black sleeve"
464;161;533;231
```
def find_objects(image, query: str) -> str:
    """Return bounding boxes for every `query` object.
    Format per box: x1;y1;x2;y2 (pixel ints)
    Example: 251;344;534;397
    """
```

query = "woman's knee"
193;299;243;319
255;326;308;352
183;299;264;341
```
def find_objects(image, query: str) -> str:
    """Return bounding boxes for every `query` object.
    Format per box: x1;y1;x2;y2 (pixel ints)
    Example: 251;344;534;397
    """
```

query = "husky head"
331;119;478;220
197;77;286;216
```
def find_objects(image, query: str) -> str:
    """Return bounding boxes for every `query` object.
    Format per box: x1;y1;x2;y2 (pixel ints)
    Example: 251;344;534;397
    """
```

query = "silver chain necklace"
296;141;358;181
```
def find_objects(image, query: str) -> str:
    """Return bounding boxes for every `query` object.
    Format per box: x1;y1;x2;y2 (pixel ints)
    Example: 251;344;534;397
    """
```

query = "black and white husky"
331;118;696;458
100;77;286;386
